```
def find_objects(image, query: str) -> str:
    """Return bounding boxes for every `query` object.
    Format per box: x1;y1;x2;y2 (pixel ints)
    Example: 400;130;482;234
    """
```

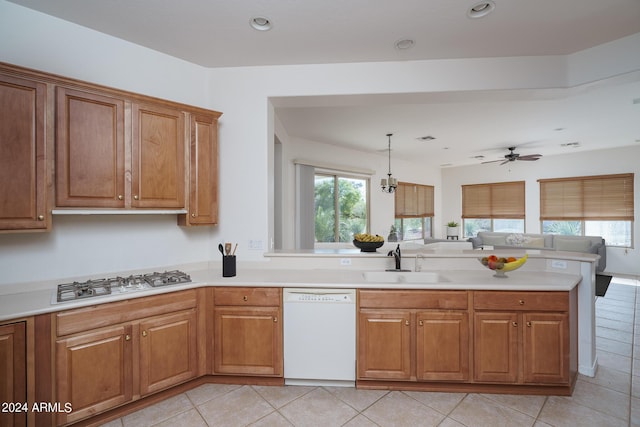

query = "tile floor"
102;277;640;427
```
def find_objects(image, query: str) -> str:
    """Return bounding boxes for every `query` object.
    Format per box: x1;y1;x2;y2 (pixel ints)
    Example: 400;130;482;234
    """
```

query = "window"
539;173;634;247
394;182;434;241
462;181;525;237
314;173;369;242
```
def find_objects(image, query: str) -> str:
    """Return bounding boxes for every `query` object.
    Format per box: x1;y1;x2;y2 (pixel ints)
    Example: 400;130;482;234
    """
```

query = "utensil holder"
222;255;236;277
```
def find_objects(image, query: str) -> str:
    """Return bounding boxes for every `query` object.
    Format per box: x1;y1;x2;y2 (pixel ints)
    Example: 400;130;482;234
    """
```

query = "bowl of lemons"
479;254;528;278
353;233;384;252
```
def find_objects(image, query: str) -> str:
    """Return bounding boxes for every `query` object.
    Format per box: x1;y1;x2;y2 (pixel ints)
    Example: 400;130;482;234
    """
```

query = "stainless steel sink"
362;271;447;284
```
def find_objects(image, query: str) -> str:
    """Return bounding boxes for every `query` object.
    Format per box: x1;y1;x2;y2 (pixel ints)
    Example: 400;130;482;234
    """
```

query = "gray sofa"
468;231;606;273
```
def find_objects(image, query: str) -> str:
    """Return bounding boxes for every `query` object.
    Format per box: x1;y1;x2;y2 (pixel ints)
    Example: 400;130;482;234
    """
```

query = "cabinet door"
523;312;569;384
473;312;518;383
131;103;185;208
56;325;133;424
139;310;198;395
214;306;282;376
181;113;218;225
0;74;47;230
56;87;125;208
0;322;26;427
416;311;469;381
357;310;411;380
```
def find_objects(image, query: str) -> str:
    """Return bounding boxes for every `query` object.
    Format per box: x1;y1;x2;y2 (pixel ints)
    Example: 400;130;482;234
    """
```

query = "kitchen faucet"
387;244;409;271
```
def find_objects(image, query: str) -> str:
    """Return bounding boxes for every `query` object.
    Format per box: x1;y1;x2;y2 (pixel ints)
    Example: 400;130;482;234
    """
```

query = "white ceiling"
9;0;640;167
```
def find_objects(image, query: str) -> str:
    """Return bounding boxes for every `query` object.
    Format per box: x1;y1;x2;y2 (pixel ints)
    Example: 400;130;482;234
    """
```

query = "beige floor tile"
249;411;294;426
362;391;446;427
578;365;631;394
185;383;242;406
98;419;123;427
252;385;316;409
567;379;629;421
437;417;466;427
324;386;388;411
342;414;381;427
597;349;632;373
402;390;466;415
278;387;358;427
152;408;207;427
481;393;547;418
197;385;275;427
122;393;193;427
539;396;627;427
448;394;536;427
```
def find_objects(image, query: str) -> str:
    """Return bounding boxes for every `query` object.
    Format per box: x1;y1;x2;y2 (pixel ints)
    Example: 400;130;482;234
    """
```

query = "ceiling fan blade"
481;159;505;164
500;160;511;165
517;154;542;160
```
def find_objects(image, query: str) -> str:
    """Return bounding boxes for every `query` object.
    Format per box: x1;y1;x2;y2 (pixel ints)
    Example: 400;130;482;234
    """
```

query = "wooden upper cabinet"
179;113;219;225
131;103;185;209
0;74;48;230
56;87;125;208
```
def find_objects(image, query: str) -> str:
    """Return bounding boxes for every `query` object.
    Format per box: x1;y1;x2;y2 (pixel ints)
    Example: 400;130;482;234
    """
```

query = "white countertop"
0;266;581;322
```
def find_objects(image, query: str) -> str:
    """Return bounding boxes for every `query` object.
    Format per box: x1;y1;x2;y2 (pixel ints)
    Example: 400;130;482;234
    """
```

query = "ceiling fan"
482;147;542;165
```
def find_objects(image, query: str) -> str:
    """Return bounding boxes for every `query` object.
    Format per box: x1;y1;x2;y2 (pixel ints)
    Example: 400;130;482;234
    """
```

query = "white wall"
1;1;638;285
441;145;640;275
276;135;442;249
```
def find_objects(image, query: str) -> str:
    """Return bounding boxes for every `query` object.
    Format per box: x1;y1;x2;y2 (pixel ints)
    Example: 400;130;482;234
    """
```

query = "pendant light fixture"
381;133;398;193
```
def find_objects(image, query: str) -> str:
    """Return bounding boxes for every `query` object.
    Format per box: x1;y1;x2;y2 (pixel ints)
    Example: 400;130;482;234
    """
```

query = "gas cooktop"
54;270;192;304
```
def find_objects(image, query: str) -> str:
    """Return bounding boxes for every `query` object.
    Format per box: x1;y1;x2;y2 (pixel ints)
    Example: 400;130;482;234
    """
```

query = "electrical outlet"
248;239;263;250
551;260;567;269
340;258;352;266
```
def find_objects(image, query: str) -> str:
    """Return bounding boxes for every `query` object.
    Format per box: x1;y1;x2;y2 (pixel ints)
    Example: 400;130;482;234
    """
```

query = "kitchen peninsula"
0;248;597;426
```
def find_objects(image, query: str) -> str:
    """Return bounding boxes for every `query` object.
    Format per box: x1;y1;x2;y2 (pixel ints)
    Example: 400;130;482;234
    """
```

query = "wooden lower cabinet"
357;290;470;383
213;287;283;376
358;289;576;393
473;291;572;386
54;291;200;425
417;311;469;382
139;310;198;395
0;322;27;427
56;325;133;424
358;310;411;380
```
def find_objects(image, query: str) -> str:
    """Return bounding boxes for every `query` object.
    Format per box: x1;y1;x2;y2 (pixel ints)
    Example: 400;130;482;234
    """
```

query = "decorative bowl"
353;240;384;252
478;254;528;278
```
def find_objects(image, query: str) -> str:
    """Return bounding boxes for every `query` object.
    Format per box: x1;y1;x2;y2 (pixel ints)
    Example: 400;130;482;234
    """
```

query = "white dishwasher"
283;288;356;387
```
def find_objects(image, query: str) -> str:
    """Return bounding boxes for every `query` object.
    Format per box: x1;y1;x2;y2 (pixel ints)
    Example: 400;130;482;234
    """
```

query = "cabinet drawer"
214;287;281;306
358;290;468;310
473;291;569;312
56;289;198;336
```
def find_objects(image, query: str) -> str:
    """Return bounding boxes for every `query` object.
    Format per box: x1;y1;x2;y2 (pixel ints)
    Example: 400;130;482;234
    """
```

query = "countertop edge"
0;269;582;323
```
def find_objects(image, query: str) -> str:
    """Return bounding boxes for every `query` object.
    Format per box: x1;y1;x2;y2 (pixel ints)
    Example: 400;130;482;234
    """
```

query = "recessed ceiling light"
250;16;272;31
467;1;496;19
560;142;581;147
395;39;415;50
471;155;485;160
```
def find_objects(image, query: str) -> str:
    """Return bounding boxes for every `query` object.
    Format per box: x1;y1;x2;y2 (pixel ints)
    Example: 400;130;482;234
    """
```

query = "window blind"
462;181;525;219
539;173;634;221
395;182;434;218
